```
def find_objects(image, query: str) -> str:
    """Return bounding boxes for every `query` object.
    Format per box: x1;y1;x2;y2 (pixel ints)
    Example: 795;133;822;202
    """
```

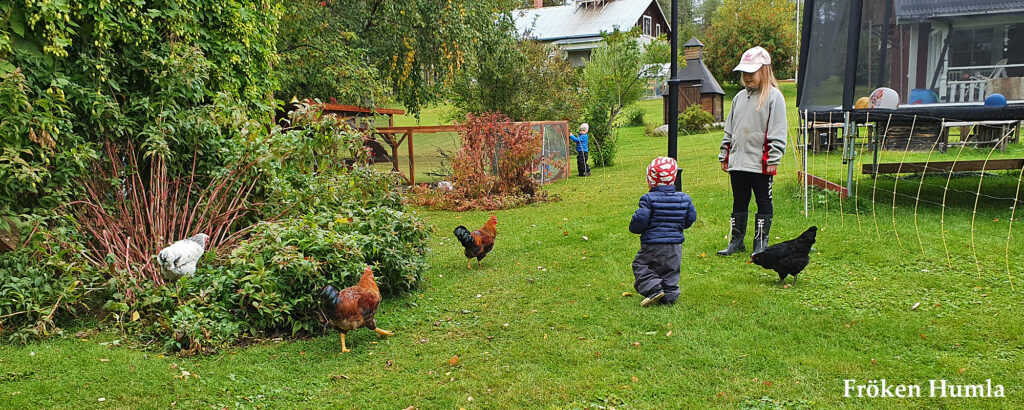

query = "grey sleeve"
719;101;737;162
765;91;788;165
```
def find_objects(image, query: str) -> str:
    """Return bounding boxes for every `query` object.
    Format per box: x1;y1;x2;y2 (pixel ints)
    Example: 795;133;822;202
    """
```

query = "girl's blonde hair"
754;64;779;111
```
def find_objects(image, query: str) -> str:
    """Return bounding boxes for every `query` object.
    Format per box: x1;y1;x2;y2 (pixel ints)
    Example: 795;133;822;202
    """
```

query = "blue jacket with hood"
629;185;697;244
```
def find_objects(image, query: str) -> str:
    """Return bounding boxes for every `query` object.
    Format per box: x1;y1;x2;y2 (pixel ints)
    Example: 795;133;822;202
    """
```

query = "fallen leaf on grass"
622;292;633;297
921;333;927;339
959;368;966;374
331;374;349;380
763;381;773;386
666;331;673;337
632;342;641;348
631;377;639;382
911;302;920;310
449;356;459;366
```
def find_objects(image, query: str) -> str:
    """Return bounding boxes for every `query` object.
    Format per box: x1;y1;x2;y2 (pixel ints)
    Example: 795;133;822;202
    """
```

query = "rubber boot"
751;213;773;255
717;212;747;256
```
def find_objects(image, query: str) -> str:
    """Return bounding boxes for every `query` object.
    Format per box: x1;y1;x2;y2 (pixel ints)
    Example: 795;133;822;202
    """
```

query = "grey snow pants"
632;243;682;302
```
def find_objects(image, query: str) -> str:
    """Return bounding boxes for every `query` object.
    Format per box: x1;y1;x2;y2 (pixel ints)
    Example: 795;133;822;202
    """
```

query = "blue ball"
984;93;1007;107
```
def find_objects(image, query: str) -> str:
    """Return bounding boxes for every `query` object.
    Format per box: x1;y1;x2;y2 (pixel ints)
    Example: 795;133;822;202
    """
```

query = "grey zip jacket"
718;87;788;175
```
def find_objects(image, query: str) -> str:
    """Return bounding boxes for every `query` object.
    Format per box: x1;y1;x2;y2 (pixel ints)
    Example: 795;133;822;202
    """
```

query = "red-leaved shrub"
412;112;556;211
67;142;268;299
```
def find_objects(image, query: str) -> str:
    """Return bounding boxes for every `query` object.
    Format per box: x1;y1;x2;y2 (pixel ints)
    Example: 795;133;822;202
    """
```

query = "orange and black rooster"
319;266;394;352
453;214;497;269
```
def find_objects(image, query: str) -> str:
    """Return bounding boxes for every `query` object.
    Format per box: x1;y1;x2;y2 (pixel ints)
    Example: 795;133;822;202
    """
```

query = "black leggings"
730;171;773;214
576;151;590;176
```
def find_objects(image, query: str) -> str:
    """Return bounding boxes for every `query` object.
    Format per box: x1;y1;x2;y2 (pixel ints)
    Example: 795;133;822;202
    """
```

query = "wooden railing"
940;63;1024;103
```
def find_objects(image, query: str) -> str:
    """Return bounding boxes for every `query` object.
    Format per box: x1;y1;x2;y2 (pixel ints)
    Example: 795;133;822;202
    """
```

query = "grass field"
3;84;1023;408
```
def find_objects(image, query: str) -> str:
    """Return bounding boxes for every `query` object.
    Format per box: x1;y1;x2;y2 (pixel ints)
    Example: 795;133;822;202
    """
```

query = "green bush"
0;226;105;343
621;105;646;127
582;103;617;167
127;107;431;353
140;204;428;353
680;104;715;133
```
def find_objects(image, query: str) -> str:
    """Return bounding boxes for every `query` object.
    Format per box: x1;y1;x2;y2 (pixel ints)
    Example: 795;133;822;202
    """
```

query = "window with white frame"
643;16;652;36
655;24;660;37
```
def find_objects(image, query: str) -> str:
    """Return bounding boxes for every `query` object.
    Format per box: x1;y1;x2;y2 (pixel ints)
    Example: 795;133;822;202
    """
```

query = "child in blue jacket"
569;123;590;177
629;157;697;306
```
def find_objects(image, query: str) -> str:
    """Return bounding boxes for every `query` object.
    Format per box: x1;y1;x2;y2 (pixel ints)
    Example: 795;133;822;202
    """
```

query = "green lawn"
3;84;1023;408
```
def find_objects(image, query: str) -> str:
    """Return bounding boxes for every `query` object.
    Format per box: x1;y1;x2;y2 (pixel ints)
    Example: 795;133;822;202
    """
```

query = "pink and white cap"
646;157;678;188
733;46;772;73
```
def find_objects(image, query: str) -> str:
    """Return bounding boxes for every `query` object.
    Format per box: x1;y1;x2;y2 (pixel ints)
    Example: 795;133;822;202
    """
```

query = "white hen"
157;233;208;281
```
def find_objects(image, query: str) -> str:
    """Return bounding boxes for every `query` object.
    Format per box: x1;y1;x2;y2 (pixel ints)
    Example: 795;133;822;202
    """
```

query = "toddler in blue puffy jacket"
628;157;697;307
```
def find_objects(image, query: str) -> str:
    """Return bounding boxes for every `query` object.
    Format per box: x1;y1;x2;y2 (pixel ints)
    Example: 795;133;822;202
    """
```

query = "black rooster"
750;226;817;285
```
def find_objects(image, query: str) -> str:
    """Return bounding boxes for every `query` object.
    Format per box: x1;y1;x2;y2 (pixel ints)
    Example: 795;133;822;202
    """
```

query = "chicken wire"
531;122;571;186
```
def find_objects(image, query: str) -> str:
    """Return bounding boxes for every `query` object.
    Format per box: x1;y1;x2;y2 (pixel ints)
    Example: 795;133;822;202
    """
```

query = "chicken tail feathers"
453;226;475;249
320;285;342;310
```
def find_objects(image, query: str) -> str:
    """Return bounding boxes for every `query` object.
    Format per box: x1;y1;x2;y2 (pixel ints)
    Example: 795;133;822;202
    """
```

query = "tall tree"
277;0;519;114
582;29;668;166
451;36;582;122
703;0;797;82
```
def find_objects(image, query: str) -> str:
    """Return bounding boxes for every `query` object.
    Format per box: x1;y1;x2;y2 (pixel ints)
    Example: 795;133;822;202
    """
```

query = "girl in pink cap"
717;46;788;257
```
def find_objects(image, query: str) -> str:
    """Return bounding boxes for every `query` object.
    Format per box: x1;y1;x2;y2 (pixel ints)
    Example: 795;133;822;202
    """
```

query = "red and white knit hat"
646;157;678;188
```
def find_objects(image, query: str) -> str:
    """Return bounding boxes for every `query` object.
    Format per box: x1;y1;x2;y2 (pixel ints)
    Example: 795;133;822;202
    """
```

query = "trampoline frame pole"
668;0;681;192
844;111;855;195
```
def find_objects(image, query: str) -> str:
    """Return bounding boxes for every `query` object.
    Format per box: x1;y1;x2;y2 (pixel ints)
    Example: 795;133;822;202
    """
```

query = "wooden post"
407;130;415;185
390;135;400;173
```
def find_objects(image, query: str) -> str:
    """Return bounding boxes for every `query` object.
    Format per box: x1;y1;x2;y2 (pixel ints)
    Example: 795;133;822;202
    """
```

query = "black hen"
751;226;817;285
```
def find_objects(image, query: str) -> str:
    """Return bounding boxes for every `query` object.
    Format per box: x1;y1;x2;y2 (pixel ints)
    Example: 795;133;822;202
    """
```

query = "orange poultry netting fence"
369;121;570;186
795;110;1024;290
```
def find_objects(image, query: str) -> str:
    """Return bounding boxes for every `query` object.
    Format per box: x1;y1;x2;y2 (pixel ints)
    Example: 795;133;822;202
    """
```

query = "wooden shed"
663;38;725;123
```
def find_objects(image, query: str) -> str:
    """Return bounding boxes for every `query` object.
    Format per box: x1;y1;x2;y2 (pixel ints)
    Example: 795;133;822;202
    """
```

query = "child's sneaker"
640;291;665;307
